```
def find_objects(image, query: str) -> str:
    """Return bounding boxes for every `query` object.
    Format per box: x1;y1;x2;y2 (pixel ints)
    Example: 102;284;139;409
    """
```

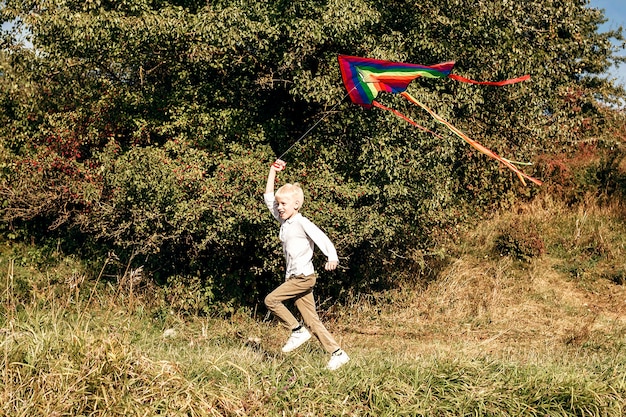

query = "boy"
263;159;350;371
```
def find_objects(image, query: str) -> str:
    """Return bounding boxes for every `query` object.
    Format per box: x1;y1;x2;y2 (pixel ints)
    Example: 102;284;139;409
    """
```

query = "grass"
2;195;626;416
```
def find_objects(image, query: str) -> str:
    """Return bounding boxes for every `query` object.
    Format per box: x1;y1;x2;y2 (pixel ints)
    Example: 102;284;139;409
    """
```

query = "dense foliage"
1;0;624;310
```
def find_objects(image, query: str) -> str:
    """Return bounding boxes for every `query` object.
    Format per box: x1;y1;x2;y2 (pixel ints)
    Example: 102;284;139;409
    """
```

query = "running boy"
263;159;350;371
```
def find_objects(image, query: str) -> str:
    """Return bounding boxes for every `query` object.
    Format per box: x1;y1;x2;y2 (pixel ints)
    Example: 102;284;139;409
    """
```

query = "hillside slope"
332;196;626;361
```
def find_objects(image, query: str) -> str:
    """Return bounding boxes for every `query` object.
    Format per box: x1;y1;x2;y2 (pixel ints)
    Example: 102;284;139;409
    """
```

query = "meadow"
1;194;626;416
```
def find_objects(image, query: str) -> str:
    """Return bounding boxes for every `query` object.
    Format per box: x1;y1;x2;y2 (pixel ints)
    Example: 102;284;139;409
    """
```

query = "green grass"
2;307;624;416
2;195;626;416
3;303;624;416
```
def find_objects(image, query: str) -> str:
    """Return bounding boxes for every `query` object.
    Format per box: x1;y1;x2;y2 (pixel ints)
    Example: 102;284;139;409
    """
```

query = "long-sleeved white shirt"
264;192;338;279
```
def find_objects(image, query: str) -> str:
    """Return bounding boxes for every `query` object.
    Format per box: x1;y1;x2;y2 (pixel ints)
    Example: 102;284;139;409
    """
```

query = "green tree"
0;0;624;309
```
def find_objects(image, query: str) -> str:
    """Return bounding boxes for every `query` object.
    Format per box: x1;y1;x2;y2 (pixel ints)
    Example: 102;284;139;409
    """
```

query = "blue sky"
589;0;626;86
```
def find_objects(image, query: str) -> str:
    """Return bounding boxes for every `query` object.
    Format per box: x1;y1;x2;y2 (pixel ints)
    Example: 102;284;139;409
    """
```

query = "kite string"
278;87;356;160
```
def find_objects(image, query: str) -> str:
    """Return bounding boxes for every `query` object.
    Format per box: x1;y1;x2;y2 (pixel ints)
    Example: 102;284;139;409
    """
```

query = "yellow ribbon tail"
400;92;542;186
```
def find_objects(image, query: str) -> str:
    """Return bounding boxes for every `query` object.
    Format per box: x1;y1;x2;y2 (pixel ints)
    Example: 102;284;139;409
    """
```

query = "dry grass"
332;194;626;362
1;194;626;415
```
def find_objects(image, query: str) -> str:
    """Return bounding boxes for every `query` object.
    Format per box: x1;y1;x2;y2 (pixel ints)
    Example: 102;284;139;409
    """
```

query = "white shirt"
264;192;338;279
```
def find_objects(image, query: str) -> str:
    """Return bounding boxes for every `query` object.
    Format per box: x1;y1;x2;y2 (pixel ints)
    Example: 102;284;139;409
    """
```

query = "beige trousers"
264;273;340;353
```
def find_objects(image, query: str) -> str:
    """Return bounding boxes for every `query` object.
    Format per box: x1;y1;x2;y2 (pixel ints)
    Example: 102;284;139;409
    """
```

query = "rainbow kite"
337;55;542;186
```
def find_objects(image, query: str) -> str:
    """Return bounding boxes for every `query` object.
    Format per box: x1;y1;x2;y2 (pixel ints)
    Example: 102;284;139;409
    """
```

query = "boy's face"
275;194;299;220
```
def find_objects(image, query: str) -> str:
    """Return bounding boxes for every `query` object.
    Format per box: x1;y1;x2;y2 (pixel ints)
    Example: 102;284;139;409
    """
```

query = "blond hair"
275;182;304;206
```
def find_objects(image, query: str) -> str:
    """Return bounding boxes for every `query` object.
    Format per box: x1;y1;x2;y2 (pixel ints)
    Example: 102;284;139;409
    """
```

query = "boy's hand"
266;159;285;194
271;159;286;172
324;260;338;271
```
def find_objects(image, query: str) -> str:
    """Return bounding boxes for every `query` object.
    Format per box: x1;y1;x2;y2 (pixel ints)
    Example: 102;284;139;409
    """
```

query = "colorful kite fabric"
337;55;541;186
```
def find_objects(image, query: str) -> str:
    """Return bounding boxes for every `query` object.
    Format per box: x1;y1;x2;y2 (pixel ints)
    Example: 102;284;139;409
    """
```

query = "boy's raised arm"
265;159;286;195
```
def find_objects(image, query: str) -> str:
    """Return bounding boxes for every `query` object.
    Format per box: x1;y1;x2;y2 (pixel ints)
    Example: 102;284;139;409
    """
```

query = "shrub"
493;221;545;262
1;0;624;309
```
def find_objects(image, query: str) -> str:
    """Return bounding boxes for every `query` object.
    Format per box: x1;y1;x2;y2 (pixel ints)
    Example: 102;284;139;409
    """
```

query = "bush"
1;0;625;309
493;221;545;262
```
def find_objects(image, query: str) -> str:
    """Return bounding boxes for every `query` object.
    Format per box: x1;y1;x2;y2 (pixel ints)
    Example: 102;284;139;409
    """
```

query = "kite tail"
448;73;531;86
400;92;542;186
372;101;443;139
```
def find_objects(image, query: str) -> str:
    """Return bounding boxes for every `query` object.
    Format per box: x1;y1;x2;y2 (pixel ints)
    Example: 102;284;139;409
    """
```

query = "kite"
337;54;542;186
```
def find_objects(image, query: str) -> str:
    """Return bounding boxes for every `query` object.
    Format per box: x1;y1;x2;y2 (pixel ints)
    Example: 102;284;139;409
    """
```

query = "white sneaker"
326;349;350;371
281;327;311;353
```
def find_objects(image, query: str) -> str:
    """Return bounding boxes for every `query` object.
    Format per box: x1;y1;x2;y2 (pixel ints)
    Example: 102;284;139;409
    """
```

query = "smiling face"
275;193;300;220
275;183;304;220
